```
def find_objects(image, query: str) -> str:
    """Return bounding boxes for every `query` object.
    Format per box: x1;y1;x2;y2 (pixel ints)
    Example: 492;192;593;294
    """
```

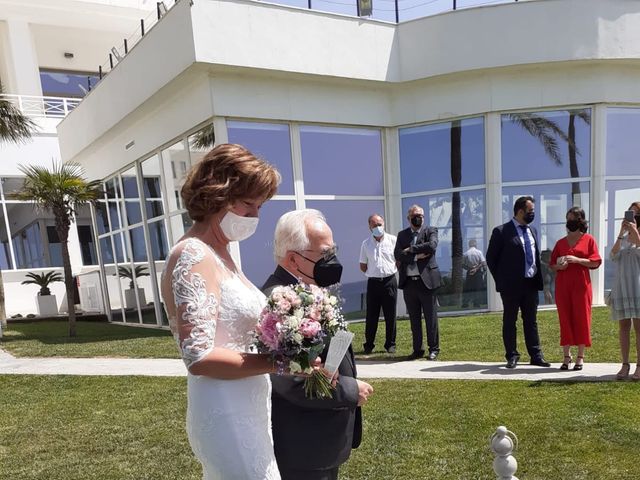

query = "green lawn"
1;375;639;480
0;321;178;358
1;307;625;364
350;307;625;364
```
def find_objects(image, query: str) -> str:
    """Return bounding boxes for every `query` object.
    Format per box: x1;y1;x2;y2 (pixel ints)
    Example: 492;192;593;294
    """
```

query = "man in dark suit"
394;204;442;361
486;196;551;369
262;209;373;480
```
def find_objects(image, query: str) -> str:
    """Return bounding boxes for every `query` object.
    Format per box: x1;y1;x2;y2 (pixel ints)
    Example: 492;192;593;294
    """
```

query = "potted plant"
116;265;150;309
21;271;63;316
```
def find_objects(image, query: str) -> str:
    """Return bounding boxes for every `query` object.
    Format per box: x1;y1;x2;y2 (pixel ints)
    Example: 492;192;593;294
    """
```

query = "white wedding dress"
161;237;281;480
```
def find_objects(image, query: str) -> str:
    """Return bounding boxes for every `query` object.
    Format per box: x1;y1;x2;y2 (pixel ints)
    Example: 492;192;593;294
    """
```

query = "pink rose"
300;320;321;338
258;312;281;350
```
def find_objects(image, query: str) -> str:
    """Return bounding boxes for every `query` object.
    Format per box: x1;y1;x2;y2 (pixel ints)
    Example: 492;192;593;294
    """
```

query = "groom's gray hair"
274;209;327;261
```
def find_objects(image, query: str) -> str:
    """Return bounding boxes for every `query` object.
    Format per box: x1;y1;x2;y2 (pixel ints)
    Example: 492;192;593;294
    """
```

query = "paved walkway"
0;348;624;381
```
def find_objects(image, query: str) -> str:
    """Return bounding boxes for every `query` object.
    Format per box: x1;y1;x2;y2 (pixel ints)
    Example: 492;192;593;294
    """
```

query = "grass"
350;307;626;363
1;375;639;479
0;321;178;358
1;307;625;364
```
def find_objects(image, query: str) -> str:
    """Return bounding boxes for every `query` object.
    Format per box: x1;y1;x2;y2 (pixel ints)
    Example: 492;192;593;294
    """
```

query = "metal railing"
0;94;81;118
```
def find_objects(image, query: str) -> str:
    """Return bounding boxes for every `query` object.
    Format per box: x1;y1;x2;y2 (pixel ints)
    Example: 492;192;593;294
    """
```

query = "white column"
383;127;406;316
290;123;305;210
590;104;607;305
68;214;84;275
4;19;42;96
485;113;503;312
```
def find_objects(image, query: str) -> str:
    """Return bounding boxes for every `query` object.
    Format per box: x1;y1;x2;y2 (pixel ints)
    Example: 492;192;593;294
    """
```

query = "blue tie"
520;225;533;274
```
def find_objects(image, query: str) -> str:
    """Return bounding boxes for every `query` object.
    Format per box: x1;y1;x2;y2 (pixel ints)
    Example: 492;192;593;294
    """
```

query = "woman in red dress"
550;207;602;370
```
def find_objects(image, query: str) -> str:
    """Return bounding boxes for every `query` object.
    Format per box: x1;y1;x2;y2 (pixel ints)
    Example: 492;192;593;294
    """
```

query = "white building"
0;0;156;316
52;0;640;326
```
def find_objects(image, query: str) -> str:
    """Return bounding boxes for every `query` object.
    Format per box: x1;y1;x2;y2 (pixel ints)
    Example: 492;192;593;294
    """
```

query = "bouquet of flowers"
254;282;347;399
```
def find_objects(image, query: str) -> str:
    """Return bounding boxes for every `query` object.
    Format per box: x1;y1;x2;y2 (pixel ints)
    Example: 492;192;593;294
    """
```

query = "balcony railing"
0;94;81;118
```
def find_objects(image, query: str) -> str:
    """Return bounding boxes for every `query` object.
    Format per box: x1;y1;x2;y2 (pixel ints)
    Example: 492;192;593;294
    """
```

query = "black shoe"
363;344;373;355
427;351;439;361
386;346;396;354
572;355;584;371
530;357;551;367
560;355;572;370
407;350;424;361
506;357;519;369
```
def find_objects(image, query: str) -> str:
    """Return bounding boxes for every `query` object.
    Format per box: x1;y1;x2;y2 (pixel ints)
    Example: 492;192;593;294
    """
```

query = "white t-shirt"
359;233;398;278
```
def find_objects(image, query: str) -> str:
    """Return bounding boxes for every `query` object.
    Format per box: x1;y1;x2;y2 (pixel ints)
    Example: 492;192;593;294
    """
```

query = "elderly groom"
262;209;373;480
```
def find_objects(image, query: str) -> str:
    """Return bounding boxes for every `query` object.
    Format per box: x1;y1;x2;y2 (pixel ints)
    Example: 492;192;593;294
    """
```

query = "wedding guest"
462;239;486;308
394;204;442;360
262;209;373;480
610;201;640;380
486;196;551;369
160;144;283;478
360;213;398;354
550;207;601;371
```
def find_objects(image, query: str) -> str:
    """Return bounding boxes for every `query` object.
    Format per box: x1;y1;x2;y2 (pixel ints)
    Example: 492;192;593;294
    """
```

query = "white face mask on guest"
219;211;259;242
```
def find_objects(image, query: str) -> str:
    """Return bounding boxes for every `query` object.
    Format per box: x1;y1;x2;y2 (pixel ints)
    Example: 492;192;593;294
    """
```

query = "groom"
262;209;373;480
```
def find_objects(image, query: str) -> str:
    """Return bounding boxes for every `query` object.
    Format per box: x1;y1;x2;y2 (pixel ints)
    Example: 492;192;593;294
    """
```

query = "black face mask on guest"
636;215;640;228
295;252;343;287
410;216;423;228
566;220;581;232
523;211;535;224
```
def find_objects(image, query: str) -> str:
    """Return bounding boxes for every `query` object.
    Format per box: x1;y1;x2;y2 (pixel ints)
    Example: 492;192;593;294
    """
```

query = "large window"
399;118;486;311
300;126;383;196
399;117;484;192
39;68;99;98
607;108;640;176
228;121;295;196
502;109;591;182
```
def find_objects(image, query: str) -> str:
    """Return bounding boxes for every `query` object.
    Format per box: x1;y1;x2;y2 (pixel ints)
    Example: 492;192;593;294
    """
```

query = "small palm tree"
0;81;36;330
190;124;215;149
116;265;150;289
11;162;102;337
21;271;63;296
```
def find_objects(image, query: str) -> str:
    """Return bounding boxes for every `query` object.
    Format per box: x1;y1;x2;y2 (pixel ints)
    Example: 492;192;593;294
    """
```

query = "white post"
485;113;503;312
490;426;519;480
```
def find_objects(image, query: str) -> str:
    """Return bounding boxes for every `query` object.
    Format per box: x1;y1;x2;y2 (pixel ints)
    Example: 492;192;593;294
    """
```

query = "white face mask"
371;226;384;237
219;211;259;242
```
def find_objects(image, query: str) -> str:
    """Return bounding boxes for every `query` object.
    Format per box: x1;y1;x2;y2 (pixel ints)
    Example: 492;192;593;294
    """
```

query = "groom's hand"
356;380;374;406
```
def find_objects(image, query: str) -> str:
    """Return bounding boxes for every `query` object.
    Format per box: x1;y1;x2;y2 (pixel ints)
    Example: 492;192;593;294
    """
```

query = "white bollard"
490;426;519;480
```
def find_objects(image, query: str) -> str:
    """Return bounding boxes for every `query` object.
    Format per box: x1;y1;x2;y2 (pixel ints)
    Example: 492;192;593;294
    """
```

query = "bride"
161;143;282;479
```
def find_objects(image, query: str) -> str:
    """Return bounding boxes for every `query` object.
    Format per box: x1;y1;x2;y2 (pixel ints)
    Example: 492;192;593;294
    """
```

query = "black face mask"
636;215;640;228
410;216;423;228
295;253;343;287
523;211;535;224
566;220;581;232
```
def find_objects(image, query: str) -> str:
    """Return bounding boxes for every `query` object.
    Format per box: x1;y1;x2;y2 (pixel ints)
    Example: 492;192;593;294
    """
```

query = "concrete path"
0;348;626;381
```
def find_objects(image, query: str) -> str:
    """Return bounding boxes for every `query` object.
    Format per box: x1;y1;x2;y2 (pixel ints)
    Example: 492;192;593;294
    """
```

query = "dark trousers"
462;271;485;308
280;467;339;480
364;275;397;351
403;278;439;354
500;280;543;361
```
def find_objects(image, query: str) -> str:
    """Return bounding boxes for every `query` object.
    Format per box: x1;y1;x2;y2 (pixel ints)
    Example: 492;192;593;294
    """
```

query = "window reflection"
162;140;189;213
301;126;383;196
402;190;487;311
228;121;295;196
606;108;640;176
399;117;485;192
141;155;164;220
502;109;591;182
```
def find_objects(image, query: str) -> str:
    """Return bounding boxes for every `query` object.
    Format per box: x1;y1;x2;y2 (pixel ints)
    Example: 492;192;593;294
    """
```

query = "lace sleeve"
170;240;220;368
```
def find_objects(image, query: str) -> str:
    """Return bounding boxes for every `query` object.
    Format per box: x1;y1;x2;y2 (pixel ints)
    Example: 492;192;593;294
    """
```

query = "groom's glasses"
302;244;338;261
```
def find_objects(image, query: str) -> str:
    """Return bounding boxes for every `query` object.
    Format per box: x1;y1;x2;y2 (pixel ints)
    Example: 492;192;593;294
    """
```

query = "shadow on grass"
2;321;172;345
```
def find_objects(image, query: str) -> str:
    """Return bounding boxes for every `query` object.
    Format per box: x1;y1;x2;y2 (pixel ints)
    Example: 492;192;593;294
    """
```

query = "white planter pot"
124;288;146;309
37;295;59;316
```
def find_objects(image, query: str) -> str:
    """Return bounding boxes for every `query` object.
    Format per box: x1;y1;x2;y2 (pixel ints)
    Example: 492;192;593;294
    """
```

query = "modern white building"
56;0;640;326
0;0;156;316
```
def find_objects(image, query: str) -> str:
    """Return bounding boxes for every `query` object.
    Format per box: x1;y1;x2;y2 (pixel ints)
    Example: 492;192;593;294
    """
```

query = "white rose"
289;361;302;373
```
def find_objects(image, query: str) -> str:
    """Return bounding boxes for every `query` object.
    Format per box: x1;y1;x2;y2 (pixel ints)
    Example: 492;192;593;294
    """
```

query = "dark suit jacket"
261;265;362;472
394;226;442;290
486;220;543;294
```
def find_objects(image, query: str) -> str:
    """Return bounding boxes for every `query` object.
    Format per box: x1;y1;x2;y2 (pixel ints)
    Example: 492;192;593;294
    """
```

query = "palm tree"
190;124;215;149
11;162;102;337
116;265;149;290
450;120;464;306
0;81;36;330
567;109;591;200
21;271;63;296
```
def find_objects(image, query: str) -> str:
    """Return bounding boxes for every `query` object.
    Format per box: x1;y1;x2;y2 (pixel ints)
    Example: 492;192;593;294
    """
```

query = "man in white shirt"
462;239;487;308
359;214;398;354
